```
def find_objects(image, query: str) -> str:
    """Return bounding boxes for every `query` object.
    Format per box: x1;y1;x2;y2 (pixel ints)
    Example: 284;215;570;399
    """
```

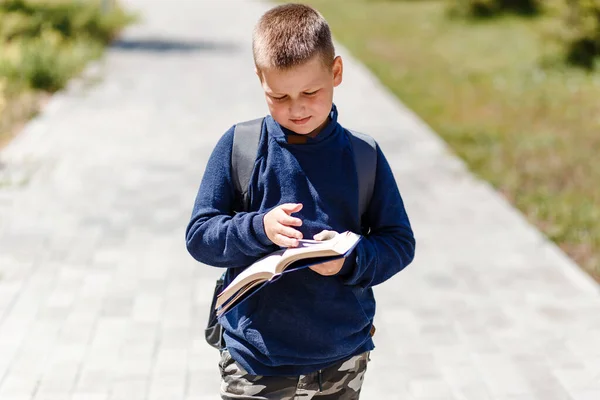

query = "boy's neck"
305;116;330;138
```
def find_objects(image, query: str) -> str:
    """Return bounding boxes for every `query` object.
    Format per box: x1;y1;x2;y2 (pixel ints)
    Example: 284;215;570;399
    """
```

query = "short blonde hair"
253;4;335;71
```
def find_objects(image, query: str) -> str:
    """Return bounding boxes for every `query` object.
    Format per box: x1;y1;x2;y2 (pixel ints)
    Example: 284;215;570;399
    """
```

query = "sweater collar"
266;104;339;145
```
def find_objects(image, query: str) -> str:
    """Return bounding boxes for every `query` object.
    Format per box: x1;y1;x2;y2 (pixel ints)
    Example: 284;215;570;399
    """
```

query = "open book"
215;231;362;316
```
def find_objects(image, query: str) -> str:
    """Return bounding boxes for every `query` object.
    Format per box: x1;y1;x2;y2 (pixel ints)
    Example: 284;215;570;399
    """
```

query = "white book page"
287;231;358;255
220;249;285;294
275;231;360;272
217;232;360;305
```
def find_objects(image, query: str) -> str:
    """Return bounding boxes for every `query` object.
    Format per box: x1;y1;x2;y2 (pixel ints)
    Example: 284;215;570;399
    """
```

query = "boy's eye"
304;90;319;96
271;95;287;101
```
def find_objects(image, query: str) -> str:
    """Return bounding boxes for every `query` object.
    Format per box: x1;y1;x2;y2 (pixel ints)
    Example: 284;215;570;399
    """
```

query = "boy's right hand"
263;203;303;248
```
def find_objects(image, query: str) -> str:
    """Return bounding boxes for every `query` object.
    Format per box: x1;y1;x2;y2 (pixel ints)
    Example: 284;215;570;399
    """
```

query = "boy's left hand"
309;230;344;276
310;258;345;276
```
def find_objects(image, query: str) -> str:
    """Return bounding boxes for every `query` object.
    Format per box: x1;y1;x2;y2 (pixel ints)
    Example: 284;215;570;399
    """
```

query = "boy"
185;4;415;399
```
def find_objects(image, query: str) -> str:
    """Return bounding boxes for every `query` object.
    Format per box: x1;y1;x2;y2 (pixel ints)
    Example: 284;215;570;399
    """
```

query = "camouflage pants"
219;350;370;399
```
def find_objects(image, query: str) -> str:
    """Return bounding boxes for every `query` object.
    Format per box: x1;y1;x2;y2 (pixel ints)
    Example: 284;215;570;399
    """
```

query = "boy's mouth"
290;116;311;125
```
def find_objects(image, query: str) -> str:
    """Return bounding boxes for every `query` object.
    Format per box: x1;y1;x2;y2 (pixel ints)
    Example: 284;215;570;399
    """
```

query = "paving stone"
108;378;147;400
0;1;598;400
71;393;108;400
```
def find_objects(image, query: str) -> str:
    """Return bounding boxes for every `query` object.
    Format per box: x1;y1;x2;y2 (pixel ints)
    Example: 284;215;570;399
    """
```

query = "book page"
216;280;265;315
233;249;284;280
215;231;361;314
276;231;361;273
216;249;284;305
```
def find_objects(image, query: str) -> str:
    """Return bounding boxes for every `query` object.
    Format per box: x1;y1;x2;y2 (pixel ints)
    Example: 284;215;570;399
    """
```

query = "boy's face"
257;55;343;136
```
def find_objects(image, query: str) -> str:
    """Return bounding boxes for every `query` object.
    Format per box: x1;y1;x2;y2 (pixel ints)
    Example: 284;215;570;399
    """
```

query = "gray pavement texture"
0;0;599;399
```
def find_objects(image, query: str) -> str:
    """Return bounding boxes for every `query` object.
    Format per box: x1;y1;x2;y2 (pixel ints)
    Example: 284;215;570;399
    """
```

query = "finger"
310;264;336;276
313;230;337;241
277;224;303;240
278;213;303;227
309;264;324;272
279;203;303;214
311;260;332;269
275;233;299;248
313;231;326;241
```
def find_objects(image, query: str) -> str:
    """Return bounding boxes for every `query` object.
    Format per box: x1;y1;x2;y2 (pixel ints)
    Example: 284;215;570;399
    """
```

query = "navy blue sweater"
186;105;415;376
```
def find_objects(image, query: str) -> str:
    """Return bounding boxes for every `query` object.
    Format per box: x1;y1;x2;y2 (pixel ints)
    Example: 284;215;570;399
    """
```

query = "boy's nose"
289;99;307;117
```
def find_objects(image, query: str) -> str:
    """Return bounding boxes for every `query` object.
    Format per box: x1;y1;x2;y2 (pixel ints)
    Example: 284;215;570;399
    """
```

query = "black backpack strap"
232;118;264;211
348;130;377;225
205;272;225;350
207;118;263;351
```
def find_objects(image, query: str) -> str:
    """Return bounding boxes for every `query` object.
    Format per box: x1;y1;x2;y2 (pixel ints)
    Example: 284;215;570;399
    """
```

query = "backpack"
205;118;378;350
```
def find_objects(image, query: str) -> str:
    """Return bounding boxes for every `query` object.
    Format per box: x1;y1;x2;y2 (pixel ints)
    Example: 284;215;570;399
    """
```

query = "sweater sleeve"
338;143;416;288
185;126;278;268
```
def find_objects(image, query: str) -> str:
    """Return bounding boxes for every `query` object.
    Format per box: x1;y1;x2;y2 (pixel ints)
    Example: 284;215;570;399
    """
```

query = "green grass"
301;0;600;281
0;0;134;147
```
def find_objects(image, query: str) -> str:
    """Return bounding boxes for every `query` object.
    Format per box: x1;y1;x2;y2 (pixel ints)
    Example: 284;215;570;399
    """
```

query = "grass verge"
0;0;134;148
301;0;600;281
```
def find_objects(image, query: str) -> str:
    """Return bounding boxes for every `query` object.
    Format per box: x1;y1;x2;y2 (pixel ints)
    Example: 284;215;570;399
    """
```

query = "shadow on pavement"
110;37;241;53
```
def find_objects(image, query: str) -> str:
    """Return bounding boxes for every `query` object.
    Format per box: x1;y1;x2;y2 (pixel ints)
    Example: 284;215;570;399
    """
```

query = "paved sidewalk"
0;0;599;399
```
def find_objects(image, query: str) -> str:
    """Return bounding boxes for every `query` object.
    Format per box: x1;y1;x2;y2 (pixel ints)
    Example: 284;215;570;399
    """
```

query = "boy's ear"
255;67;261;80
332;56;343;87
